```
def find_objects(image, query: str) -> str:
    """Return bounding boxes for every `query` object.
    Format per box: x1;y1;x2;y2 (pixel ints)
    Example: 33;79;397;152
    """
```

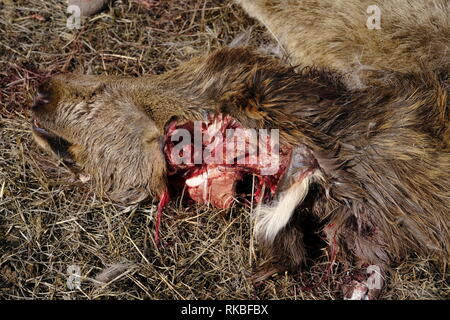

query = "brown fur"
33;46;450;266
236;0;450;88
31;0;450;298
233;0;450;274
202;48;450;271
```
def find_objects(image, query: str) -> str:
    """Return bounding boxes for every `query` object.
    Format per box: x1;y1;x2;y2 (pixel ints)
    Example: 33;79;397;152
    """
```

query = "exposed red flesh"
154;190;169;246
163;114;292;208
185;167;242;208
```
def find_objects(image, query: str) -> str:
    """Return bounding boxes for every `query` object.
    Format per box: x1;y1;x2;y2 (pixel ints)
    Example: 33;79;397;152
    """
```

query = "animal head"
30;48;322;208
31;74;168;203
30;50;343;261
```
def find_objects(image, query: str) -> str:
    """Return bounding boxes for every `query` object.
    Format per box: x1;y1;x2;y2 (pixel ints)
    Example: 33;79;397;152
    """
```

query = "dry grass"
0;0;448;300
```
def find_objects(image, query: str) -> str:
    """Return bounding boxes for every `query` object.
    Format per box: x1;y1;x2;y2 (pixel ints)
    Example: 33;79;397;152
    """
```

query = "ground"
0;0;448;300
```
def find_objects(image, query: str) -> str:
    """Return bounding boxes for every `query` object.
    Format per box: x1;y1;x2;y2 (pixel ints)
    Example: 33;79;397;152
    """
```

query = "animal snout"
31;82;52;110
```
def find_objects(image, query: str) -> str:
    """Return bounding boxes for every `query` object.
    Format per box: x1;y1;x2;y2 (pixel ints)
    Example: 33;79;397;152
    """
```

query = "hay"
0;0;448;299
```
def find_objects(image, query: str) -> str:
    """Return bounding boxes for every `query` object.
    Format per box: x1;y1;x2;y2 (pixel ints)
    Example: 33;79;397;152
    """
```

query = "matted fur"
33;47;450;272
30;0;450;298
233;1;450;284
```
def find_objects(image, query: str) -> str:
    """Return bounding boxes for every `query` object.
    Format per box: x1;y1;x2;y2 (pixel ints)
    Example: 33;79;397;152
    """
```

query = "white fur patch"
254;171;321;243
